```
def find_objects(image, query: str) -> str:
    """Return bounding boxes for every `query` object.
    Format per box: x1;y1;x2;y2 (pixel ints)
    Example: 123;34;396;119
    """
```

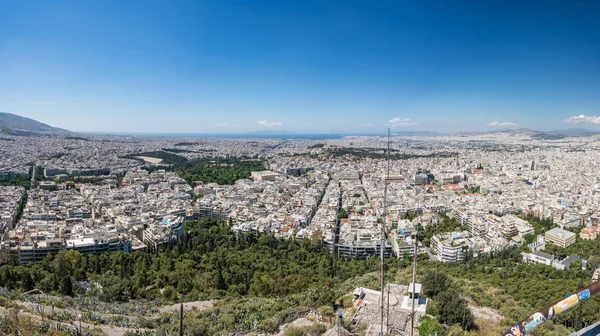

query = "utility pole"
380;128;390;335
180;303;184;336
386;283;391;335
410;206;419;336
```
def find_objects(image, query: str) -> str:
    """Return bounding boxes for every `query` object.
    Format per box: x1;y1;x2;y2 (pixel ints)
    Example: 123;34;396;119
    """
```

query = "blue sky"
1;0;599;134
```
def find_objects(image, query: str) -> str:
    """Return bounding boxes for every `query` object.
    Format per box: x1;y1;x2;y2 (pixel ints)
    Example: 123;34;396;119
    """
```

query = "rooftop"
546;227;576;239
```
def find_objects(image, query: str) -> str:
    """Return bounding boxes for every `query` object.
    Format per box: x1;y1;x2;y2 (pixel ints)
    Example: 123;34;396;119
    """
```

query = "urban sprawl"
0;131;597;274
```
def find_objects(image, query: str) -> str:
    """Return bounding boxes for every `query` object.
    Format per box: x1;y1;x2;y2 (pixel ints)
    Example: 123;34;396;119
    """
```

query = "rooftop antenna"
380;128;390;335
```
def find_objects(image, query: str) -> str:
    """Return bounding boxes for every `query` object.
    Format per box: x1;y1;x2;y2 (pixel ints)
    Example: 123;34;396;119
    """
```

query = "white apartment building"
431;231;469;262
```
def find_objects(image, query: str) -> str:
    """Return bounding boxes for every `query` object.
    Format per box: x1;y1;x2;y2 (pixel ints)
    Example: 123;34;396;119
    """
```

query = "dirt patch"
468;303;503;321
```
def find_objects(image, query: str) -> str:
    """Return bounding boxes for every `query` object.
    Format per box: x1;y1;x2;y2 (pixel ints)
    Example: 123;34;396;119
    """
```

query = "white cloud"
258;120;283;127
488;121;518;127
356;123;374;128
213;123;230;128
386;117;415;128
564;114;600;125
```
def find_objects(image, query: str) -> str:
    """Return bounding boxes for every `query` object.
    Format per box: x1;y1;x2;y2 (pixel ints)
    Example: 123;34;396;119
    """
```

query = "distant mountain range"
453;127;600;140
0;112;71;135
550;128;600;136
391;131;441;137
0;112;69;134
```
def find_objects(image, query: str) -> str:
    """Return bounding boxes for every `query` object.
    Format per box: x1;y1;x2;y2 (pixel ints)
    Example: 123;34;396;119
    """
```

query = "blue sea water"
90;132;365;140
161;133;345;140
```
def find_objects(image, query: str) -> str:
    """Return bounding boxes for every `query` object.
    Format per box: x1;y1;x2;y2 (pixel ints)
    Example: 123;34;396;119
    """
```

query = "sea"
89;132;378;140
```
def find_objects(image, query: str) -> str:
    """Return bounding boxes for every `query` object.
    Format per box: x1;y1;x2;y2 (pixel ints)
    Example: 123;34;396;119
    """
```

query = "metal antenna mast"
409;201;420;336
380;128;390;335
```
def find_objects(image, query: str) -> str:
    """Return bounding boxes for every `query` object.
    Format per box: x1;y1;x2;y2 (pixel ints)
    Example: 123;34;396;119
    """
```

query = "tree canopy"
175;159;265;185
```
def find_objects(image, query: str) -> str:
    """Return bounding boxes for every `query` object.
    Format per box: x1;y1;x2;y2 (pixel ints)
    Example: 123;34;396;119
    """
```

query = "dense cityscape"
2;128;600;335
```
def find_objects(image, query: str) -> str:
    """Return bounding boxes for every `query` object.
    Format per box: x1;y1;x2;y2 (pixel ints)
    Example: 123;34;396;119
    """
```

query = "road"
30;165;36;182
423;246;436;261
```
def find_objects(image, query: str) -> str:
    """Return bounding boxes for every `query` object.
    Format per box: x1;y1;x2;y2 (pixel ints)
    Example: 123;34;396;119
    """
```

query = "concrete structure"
0;186;26;231
521;251;555;266
522;251;581;271
545;227;576;248
431;231;470;262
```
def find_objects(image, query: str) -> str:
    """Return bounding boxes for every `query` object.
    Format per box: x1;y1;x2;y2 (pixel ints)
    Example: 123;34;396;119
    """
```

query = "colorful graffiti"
578;289;591;301
503;324;523;336
523;313;546;333
501;282;600;335
553;294;580;315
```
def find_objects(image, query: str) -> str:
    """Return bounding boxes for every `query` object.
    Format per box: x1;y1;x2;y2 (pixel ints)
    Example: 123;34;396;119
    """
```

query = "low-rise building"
521;251;554;266
522;251;580;270
545;227;576;248
580;224;599;240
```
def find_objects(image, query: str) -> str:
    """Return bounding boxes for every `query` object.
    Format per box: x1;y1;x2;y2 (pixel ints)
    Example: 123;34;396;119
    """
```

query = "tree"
53;249;82;296
215;266;227;291
58;275;73;296
523;234;536;244
436;291;474;331
422;271;451;298
418;316;445;336
338;208;348;219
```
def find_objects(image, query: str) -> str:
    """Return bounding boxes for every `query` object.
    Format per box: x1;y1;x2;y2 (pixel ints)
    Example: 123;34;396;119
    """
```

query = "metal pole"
386;283;390;335
180;303;184;336
410;213;419;336
380;224;385;334
380;128;390;335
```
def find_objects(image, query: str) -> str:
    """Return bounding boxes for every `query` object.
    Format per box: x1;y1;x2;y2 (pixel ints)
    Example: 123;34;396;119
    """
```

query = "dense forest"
0;175;30;189
0;167;34;189
173;142;199;147
120;151;266;185
0;219;377;333
174;159;266;185
0;219;371;301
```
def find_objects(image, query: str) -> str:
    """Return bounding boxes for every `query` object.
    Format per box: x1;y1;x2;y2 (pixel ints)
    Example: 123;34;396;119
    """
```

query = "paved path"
423;246;436;261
